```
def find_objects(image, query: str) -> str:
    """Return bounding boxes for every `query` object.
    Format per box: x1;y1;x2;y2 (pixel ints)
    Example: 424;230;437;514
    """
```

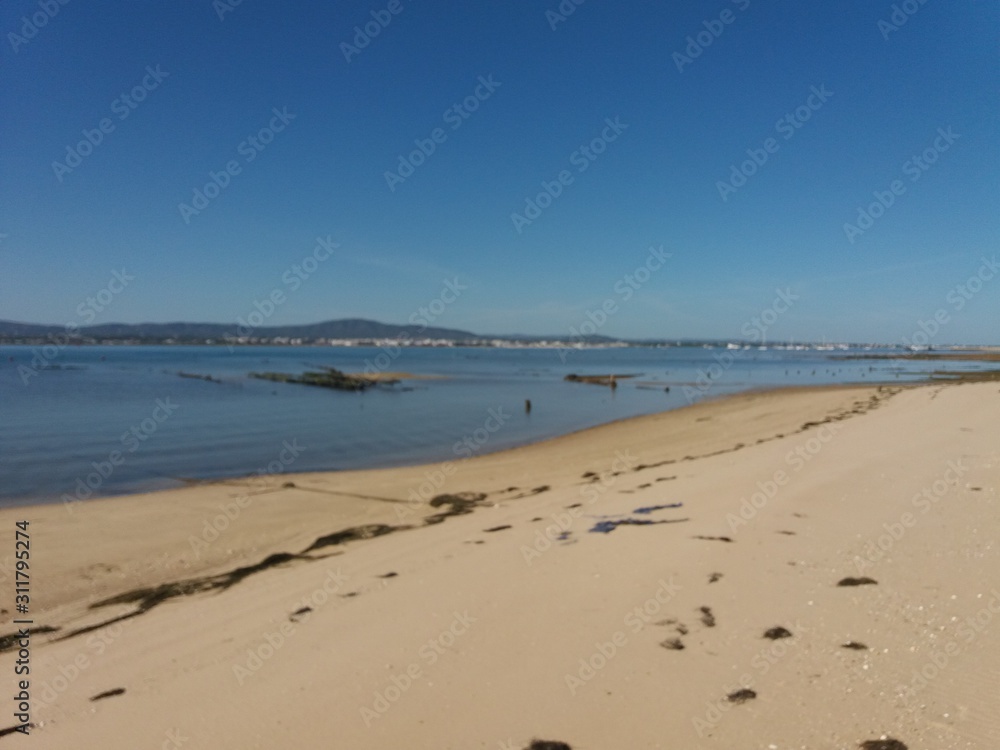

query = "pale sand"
3;381;998;748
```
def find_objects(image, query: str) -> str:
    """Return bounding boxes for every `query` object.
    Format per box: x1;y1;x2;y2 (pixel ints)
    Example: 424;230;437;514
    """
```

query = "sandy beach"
4;379;999;749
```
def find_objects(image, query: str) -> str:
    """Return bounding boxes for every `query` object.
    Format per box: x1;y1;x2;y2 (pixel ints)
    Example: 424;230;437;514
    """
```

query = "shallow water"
0;344;983;506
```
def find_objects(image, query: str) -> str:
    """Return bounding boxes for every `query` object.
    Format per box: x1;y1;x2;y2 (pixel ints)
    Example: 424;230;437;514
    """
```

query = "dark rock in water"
838;577;878;587
177;371;222;384
727;688;756;704
249;367;375;392
90;688;125;701
859;740;908;750
763;626;792;640
842;641;868;650
527;741;572;750
564;373;637;387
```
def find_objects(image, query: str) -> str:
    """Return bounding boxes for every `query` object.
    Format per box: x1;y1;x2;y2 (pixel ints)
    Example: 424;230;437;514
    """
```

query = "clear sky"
2;0;997;343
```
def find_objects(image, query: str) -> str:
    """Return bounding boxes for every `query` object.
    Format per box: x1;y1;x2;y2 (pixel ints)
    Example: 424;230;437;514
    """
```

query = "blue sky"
1;0;997;343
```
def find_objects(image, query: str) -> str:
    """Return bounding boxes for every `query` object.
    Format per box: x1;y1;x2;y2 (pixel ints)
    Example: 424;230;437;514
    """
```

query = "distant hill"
0;318;484;341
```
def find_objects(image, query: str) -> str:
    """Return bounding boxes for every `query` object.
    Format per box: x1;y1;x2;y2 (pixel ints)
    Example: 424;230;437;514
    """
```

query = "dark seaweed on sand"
763;626;792;640
699;606;716;627
90;687;126;701
837;577;878;586
859;740;908;750
527;742;572;750
633;502;683;515
727;688;756;703
589;517;688;533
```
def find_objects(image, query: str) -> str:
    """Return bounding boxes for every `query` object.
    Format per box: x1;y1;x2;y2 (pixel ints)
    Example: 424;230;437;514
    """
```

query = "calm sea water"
0;344;984;507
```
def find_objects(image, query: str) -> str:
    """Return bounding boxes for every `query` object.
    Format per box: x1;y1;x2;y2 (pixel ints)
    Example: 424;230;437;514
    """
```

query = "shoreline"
4;379;919;511
4;377;998;748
